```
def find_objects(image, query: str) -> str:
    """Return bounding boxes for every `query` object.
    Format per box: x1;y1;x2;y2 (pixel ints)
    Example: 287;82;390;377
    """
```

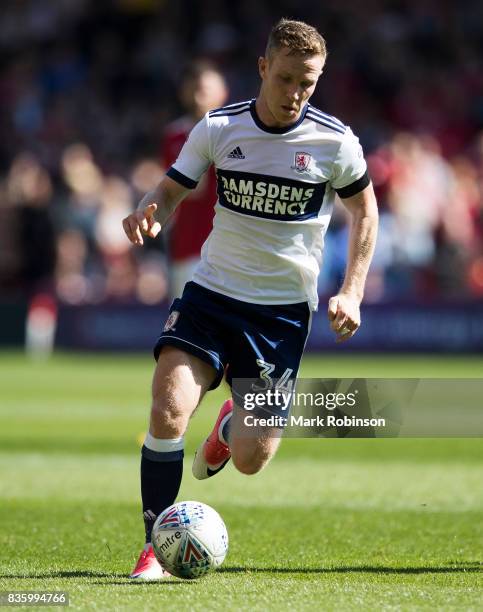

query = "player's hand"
327;294;361;343
122;203;162;246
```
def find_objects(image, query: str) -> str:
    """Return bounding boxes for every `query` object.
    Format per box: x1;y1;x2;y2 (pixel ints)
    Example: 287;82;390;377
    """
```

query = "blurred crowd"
1;0;482;306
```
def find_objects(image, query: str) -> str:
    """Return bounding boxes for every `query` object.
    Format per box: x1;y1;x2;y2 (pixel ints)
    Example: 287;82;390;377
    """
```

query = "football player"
123;18;378;579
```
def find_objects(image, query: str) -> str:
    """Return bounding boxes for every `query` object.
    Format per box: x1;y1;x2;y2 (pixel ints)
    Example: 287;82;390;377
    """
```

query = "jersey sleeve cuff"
334;170;370;199
166;167;198;189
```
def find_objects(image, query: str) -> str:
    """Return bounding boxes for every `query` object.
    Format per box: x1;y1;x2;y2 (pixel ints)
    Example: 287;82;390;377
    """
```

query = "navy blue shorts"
154;282;311;394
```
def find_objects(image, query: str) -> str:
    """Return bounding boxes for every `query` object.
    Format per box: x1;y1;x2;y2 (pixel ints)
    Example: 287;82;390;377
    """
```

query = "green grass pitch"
0;352;482;610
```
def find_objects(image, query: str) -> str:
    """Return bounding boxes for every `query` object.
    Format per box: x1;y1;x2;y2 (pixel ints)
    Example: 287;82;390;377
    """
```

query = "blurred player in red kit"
161;61;228;299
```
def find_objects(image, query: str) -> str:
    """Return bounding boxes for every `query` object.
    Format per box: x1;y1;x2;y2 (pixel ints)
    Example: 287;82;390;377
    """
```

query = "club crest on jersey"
292;151;312;173
163;311;179;332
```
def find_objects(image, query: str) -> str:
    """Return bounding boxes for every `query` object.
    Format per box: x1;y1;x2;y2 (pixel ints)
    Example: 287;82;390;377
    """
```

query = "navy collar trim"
250;99;308;134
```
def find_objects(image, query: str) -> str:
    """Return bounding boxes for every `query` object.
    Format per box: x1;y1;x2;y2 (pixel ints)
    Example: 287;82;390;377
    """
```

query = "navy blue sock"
141;434;184;543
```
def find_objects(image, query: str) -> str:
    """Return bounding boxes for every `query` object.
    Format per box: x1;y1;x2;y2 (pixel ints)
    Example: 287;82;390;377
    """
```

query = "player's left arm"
328;182;379;342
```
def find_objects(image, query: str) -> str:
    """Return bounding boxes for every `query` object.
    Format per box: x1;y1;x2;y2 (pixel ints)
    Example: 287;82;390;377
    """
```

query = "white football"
151;501;229;579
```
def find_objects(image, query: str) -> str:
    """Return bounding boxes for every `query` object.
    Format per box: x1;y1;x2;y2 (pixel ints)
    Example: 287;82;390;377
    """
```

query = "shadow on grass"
0;571;126;579
2;563;481;581
0;570;194;586
219;563;482;575
0;570;195;587
90;580;191;586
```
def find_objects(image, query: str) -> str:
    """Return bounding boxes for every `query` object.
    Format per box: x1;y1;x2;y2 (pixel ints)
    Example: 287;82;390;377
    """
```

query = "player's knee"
232;451;269;475
231;435;279;475
232;457;264;475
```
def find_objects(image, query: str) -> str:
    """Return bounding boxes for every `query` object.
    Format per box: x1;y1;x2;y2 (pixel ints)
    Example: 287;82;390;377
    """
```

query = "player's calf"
193;399;283;477
230;432;281;475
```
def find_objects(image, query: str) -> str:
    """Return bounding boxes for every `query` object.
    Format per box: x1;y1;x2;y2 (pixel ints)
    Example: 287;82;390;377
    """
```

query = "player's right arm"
123;114;212;246
122;176;191;246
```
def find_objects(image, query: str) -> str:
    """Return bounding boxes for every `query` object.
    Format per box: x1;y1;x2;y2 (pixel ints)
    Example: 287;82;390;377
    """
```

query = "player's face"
258;47;324;127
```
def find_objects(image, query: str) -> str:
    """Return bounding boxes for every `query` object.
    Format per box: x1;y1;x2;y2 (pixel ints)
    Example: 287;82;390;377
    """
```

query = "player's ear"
258;56;267;79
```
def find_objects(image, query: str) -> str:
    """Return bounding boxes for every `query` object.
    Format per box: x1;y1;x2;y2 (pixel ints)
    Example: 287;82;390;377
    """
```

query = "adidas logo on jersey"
227;146;245;159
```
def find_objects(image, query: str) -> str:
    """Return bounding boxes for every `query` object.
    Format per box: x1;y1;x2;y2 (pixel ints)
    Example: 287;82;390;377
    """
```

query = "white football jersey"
167;99;369;310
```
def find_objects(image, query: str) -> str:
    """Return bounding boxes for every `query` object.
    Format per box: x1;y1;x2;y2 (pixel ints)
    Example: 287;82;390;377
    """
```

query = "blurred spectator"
2;153;55;295
161;60;228;299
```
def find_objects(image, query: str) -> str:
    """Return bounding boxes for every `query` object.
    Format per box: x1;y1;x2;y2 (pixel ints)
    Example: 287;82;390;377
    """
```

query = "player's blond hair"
266;18;327;61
